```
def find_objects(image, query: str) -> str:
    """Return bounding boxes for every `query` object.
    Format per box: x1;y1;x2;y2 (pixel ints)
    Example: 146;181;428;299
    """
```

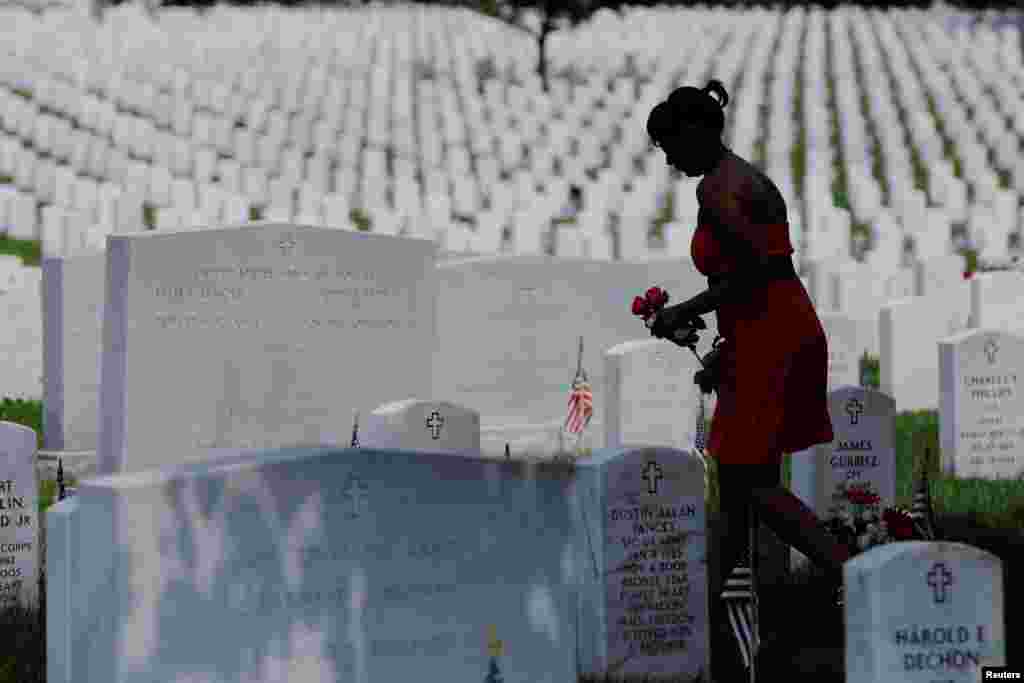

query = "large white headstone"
845;542;1005;682
435;255;710;438
0;421;39;610
42;252;106;451
47;445;582;683
603;339;707;451
879;293;970;413
97;224;438;474
938;329;1024;480
360;399;481;456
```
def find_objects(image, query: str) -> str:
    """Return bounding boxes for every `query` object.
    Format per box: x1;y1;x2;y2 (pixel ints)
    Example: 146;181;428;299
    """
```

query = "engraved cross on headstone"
846;397;864;425
641;461;663;495
425;410;444;440
985;338;999;365
277;236;297;255
342;474;369;520
927;562;954;604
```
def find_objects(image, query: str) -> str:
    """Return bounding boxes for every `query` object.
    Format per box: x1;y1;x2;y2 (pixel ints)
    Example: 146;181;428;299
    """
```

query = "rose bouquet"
824;482;919;555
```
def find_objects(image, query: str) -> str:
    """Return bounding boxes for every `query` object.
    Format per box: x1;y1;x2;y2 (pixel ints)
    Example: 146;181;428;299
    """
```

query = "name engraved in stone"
830;454;879;467
892;625;988;672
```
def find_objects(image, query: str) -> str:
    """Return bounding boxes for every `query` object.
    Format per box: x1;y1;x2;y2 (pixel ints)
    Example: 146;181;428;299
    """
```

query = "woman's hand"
649;303;705;342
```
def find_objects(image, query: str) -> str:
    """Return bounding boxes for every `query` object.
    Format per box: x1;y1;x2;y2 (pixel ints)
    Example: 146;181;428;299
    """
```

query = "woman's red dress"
690;212;834;465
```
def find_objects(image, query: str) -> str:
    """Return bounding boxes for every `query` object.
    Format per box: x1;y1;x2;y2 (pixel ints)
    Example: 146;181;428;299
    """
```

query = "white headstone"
42;252;106;451
97;224;439;474
0;421;40;610
603;339;707;451
967;271;1024;336
939;329;1024;480
595;446;709;678
435;255;711;435
47;445;582;683
845;542;1005;682
879;292;970;412
360;399;481;456
790;386;897;555
819;312;866;389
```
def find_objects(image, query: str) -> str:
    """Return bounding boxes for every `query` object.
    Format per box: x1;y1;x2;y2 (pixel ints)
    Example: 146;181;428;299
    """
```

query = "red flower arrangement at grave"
825;481;919;554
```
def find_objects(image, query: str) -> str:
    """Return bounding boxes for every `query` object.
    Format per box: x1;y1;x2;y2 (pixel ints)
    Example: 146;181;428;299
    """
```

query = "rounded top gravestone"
844;541;1005;683
584;446;709;680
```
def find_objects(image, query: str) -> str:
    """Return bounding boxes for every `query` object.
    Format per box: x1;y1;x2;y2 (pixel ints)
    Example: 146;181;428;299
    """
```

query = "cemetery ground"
1;397;1022;682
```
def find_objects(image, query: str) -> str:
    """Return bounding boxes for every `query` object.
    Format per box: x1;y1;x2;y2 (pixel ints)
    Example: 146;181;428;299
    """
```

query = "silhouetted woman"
645;79;851;649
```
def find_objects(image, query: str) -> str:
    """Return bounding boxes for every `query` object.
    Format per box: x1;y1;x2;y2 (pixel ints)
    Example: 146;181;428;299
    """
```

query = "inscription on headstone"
790;386;897;561
600;447;708;677
0;421;39;609
939;329;1024;479
845;541;1006;682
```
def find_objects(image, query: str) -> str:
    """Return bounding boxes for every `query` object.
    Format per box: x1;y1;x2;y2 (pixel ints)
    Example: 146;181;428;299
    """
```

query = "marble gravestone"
0;421;39;610
42;252;106;451
435;255;710;439
879;293;970;413
581;446;709;679
97;223;438;475
819;312;865;390
790;386;896;566
47;446;582;683
359;399;481;456
967;271;1024;337
603;339;708;452
938;329;1024;480
845;542;1005;682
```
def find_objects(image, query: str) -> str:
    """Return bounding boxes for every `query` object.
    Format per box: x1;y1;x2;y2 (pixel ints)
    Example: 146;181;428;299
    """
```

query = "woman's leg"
748;481;851;580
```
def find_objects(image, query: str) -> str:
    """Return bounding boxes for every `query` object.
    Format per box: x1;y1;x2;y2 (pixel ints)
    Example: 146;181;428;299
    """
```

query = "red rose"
963;271;972;279
645;287;668;309
632;296;648;316
883;508;915;540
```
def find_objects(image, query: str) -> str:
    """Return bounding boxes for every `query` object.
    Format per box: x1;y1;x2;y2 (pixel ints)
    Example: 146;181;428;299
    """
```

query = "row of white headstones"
1;4;1022;267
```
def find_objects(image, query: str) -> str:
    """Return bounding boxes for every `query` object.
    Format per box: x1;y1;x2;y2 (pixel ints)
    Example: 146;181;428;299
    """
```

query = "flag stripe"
565;381;593;434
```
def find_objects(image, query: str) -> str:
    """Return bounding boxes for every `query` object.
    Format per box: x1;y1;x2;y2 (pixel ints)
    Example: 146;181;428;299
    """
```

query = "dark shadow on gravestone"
83;448;583;682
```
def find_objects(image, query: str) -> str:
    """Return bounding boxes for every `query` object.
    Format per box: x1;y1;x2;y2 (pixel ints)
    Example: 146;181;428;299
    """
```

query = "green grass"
0;234;41;268
0;398;43;448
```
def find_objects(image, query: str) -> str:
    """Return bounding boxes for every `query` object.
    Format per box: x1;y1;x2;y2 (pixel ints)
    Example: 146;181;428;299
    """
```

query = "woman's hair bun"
703;79;729;109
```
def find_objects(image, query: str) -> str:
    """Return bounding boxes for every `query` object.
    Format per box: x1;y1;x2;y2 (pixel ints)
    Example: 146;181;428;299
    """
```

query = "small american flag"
564;378;593;434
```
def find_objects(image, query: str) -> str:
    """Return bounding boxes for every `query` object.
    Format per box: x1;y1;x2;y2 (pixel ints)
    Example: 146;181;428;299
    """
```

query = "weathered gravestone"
939;329;1024;479
97;223;438;475
42;251;106;451
603;339;708;451
0;421;39;610
48;446;583;683
790;386;897;567
360;399;481;456
880;293;970;413
573;446;710;679
845;541;1006;682
435;255;710;441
